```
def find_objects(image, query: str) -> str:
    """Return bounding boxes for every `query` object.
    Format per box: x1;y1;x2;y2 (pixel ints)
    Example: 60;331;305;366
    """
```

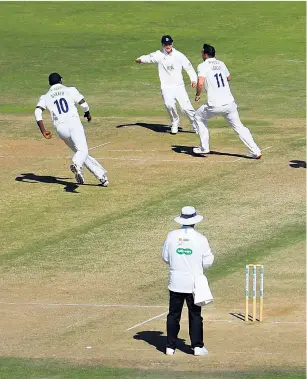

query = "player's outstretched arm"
135;52;160;64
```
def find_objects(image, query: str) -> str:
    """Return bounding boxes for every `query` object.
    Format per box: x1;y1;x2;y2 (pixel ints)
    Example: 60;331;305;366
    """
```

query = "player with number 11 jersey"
193;44;261;158
197;58;234;107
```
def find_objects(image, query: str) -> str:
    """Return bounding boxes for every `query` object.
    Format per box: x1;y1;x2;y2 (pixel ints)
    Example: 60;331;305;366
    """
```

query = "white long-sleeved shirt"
197;58;234;107
138;48;197;88
162;226;214;293
35;84;84;129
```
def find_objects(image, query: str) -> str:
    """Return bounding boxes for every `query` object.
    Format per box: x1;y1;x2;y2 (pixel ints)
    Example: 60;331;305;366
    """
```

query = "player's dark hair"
203;44;215;57
49;72;62;86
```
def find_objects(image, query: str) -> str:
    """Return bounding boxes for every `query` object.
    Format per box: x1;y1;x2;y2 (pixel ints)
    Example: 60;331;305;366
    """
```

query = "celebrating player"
34;73;109;186
194;44;262;158
135;35;198;134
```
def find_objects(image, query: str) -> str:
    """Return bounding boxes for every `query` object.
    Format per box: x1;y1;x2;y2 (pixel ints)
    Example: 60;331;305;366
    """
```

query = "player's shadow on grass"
116;122;194;134
172;145;252;159
289;160;306;168
133;330;193;355
16;173;80;193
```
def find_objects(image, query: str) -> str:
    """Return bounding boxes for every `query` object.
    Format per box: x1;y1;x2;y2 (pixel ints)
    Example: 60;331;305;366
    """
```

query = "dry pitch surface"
0;114;305;374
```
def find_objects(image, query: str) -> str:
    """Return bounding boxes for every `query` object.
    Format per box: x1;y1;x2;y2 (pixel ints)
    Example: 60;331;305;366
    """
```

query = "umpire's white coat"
162;226;214;293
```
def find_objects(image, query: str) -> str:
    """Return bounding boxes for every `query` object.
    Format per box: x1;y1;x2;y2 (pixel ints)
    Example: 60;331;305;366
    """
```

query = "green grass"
0;1;305;378
0;358;305;379
0;1;305;119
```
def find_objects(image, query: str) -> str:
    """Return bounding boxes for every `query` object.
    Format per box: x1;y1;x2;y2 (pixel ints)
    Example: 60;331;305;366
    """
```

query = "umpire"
162;206;214;356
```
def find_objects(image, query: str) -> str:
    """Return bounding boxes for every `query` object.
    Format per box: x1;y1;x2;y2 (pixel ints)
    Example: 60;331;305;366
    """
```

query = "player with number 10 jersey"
34;73;109;187
36;85;84;127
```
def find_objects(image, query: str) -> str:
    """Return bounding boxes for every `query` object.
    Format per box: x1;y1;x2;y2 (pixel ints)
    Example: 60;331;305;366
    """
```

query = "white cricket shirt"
162;226;214;293
197;58;234;107
138;48;197;88
36;84;84;128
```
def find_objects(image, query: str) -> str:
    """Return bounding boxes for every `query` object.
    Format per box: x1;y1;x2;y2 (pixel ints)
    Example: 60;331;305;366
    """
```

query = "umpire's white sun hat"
174;206;203;225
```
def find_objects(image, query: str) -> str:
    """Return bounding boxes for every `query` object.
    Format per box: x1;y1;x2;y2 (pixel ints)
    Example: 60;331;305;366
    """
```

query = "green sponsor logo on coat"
176;248;193;255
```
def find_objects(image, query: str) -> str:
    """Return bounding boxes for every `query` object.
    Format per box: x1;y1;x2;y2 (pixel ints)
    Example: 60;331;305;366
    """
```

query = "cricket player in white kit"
34;73;109;186
194;44;262;158
135;35;198;134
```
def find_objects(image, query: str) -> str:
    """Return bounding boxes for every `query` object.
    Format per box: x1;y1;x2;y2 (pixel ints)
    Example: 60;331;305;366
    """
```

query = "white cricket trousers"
195;102;261;155
161;84;197;130
56;117;107;180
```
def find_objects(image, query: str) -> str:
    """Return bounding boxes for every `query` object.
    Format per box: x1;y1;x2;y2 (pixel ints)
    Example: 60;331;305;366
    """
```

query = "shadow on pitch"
172;145;253;159
289;160;306;169
133;330;193;354
15;173;82;193
230;312;261;322
116;122;194;134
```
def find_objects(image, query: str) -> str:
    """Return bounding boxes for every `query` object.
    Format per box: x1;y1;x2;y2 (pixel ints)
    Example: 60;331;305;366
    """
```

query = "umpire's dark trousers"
166;290;204;350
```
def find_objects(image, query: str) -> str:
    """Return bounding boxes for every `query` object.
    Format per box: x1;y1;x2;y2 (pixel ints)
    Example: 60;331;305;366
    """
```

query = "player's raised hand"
43;131;52;139
191;81;197;88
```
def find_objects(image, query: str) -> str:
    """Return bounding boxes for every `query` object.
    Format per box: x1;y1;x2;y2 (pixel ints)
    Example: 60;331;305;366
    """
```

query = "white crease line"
261;145;273;151
0;146;275;164
0;301;167;309
180;319;304;324
232;146;274;162
0;155;244;163
94;157;244;164
271;321;304;324
89;142;111;151
126;312;168;331
107;149;157;152
0;302;303;325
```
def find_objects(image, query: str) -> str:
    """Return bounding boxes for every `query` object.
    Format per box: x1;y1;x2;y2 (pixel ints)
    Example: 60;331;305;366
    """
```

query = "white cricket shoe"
70;164;84;185
170;125;178;134
193;147;210;155
194;346;208;356
166;348;175;356
100;175;109;187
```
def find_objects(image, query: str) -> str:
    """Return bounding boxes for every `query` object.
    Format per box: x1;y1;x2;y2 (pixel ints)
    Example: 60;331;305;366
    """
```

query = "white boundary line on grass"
126;311;168;331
